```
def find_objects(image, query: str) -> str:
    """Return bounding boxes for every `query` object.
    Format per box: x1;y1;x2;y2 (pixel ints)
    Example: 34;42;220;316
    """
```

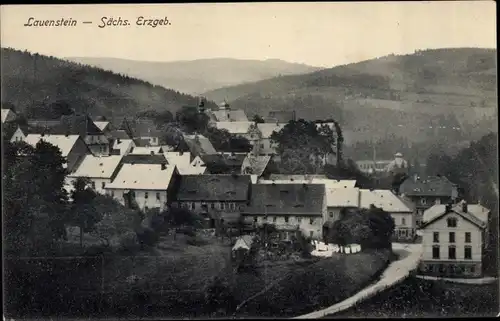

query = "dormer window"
447;217;457;228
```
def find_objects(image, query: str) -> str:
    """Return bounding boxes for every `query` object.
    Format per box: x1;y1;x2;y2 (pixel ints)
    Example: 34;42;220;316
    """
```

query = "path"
294;243;423;319
415;274;497;285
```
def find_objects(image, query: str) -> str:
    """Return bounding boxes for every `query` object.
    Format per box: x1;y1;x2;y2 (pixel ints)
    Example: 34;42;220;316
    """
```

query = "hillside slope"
1;48;217;120
66;57;322;95
204;48;497;144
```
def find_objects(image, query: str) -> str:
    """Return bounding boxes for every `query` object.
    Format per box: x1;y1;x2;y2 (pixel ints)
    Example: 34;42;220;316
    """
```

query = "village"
2;98;493;284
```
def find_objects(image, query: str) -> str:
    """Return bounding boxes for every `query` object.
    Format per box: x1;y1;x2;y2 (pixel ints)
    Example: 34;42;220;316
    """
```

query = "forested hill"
1;48;218;120
204;48;497;144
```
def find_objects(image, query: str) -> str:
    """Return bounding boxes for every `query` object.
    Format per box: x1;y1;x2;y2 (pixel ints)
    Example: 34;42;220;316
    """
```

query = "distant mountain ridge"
65;57;323;95
203;48;497;145
1;48;218;121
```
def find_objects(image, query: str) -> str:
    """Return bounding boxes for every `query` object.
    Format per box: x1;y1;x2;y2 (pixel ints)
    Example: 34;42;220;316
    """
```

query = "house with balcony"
360;189;416;242
400;174;459;227
172;174;252;226
418;201;490;278
242;183;326;240
104;162;179;212
66;154;123;195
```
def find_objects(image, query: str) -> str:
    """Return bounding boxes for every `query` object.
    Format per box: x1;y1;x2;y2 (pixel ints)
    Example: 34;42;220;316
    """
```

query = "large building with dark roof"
242;183;326;240
173;174;252;226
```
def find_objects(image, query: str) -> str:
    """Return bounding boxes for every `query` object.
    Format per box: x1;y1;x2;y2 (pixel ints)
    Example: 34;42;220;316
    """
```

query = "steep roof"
183;134;217;156
268;174;327;181
105;163;176;190
129;146;164;155
109;129;132;140
24;134;81;157
400;175;457;197
422;201;490;228
326;187;360;208
164;151;206;175
257;123;286;138
212;109;248;122
1;108;16;123
232;235;255;251
120;119;161;138
94;121;110;131
175;174;251;201
27;115;104;137
69;155;122;179
241;155;271;176
359;189;413;213
215;121;253;135
244;183;325;216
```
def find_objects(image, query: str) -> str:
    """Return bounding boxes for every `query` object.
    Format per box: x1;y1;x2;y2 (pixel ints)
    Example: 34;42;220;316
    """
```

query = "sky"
0;2;496;68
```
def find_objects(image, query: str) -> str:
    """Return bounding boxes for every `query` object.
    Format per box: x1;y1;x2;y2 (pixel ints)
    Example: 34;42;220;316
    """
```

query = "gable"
423;211;482;231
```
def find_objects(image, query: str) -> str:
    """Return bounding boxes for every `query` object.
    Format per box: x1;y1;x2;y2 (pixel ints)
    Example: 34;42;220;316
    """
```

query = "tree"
328;220;351;253
176;106;210;134
70;177;102;247
228;136;252;153
160;207;203;240
252;114;265;123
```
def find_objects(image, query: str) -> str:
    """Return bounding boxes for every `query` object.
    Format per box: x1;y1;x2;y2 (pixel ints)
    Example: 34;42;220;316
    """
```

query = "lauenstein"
24;17;77;27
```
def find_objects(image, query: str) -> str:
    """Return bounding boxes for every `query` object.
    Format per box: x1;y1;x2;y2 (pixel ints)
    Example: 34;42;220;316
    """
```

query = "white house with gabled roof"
104;163;179;212
67;154;123;194
418;201;490;278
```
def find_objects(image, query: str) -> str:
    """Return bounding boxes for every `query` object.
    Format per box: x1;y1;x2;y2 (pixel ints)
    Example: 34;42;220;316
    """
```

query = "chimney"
117;138;121;144
445;203;452;213
161;163;166;170
151;151;155;155
462;201;468;213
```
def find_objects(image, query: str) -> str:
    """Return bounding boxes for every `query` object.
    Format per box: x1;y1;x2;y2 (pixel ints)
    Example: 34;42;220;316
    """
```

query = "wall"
85;134;109;156
422;213;483;262
108;189;168;211
10;128;26;143
254;215;323;239
66;177;111;195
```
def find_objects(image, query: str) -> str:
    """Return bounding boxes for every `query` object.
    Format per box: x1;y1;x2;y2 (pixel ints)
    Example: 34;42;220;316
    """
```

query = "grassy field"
235;249;391;318
329;276;499;318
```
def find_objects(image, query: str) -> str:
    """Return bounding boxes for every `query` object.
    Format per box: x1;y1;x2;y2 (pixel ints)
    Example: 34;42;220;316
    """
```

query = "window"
156;192;160;200
310;218;315;225
433;232;439;243
421;198;427;205
464;246;472;260
401;218;406;226
145;206;149;211
101;182;106;189
273;217;277;223
210;203;215;209
310;231;314;238
221;203;225;210
329;212;334;218
91;181;96;189
191;202;196;210
470;265;475;273
111;191;114;197
432;245;440;259
447;217;457;227
465;232;471;243
297;217;302;223
449;232;455;243
284;217;289;223
145;192;149;199
448;246;456;260
435;198;441;204
260;144;264;149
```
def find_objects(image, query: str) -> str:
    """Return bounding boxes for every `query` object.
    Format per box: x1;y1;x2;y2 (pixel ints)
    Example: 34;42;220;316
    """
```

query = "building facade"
418;202;489;278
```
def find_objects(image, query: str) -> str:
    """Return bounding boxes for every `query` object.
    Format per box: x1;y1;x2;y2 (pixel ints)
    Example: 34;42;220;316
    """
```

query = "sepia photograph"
1;2;498;319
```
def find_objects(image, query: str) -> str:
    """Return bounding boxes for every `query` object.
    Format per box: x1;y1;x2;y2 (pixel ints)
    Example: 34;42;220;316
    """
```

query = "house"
93;120;112;135
418;201;490;278
209;101;249;122
183;134;217;157
164;151;206;175
111;138;136;156
173;174;252;226
325;187;361;223
355;160;394;174
386;152;410;176
254;123;286;155
23;134;91;173
1;108;17;123
360;189;416;242
242;183;326;240
201;153;247;174
67;155;123;194
400;174;459;227
104;163;179;211
232;235;257;268
120;119;162;146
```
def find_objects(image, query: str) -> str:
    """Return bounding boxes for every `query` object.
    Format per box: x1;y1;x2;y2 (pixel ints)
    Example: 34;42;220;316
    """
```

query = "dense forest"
1;47;218;120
